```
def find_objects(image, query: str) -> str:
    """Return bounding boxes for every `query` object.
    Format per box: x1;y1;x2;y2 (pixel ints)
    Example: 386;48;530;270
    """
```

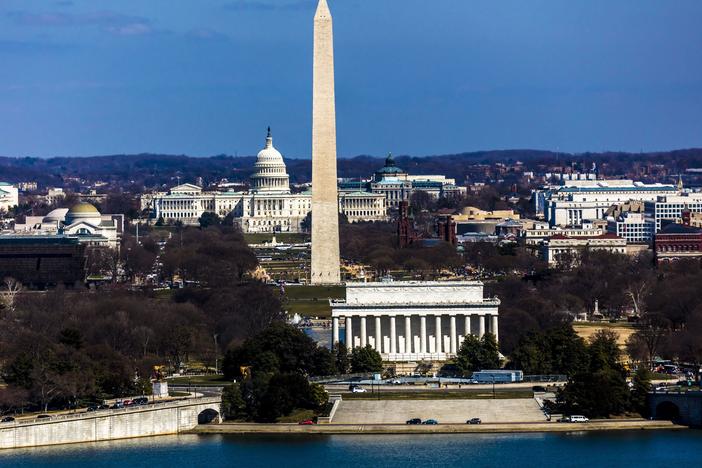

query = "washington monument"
311;0;341;285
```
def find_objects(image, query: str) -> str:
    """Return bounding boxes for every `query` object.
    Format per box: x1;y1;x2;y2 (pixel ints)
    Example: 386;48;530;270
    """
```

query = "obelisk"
311;0;341;284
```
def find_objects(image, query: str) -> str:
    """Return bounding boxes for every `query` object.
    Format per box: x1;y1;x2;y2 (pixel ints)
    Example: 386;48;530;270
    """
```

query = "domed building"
250;128;291;193
144;128;389;233
59;202;122;250
8;202;123;250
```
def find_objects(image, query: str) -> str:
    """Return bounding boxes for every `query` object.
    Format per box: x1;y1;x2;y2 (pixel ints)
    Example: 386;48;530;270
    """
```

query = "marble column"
360;317;367;348
435;315;442;354
332;317;339;346
479;315;486;339
420;316;427;354
464;315;471;336
491;315;499;342
390;316;397;354
450;316;457;354
375;316;382;353
345;316;353;350
405;315;412;354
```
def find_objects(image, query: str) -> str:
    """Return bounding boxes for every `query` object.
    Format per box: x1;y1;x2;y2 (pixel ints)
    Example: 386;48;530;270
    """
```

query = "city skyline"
1;0;701;158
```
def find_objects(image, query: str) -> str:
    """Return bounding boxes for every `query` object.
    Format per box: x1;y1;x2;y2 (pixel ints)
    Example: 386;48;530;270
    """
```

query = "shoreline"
191;420;684;435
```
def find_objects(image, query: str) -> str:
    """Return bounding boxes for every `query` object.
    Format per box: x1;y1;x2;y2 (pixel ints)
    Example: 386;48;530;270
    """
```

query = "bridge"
648;391;702;427
0;396;221;450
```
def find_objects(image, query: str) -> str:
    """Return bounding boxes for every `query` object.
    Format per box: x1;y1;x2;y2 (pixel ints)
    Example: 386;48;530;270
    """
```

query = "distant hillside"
1;148;702;190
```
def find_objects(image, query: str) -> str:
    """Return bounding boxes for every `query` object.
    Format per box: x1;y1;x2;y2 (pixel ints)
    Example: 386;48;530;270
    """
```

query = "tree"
198;212;221;229
333;343;350;375
455;333;500;376
630;367;652;417
0;277;22;316
350;346;383;373
221;383;247;421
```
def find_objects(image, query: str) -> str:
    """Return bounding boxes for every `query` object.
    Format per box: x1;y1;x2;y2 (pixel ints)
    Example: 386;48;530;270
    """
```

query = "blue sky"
1;0;701;158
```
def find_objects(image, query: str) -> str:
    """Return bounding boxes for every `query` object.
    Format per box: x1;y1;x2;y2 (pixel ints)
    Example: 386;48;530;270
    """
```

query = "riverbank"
192;419;683;435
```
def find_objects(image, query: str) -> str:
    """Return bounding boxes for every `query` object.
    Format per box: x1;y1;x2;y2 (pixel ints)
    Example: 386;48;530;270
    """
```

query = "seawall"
192;419;681;435
0;397;221;450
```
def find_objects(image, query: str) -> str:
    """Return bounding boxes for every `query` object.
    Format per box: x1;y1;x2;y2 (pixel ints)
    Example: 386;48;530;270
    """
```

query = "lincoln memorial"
330;281;500;362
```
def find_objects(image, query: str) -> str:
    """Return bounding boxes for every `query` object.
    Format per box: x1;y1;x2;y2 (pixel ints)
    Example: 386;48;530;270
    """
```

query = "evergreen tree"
333;343;350;374
631;367;652;416
350;346;383;373
221;383;247;421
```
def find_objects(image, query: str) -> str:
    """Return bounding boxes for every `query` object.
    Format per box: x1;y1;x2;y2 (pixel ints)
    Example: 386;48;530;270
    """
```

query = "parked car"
422;419;438;425
351;386;367;393
36;414;51;420
406;418;422;425
1;417;15;423
133;397;149;405
390;379;402;385
467;418;482;425
123;399;133;407
557;416;571;423
110;402;124;409
298;419;316;425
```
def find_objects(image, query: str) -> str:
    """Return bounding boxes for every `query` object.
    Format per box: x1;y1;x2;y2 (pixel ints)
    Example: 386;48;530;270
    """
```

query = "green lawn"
282;285;345;318
286;301;332;318
277;408;316;423
284;285;344;300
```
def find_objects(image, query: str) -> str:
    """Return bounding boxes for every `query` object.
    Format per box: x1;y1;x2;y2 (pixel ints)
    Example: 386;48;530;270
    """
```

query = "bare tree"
0;277;22;316
626;280;649;317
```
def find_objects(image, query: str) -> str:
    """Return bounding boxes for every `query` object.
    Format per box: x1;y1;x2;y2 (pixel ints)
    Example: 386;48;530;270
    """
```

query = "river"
0;431;699;467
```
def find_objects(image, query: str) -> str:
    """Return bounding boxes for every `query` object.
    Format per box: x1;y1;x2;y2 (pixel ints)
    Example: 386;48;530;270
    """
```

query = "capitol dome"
65;202;102;226
250;127;290;193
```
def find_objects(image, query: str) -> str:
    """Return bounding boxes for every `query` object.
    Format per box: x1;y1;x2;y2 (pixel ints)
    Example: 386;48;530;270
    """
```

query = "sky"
0;0;701;158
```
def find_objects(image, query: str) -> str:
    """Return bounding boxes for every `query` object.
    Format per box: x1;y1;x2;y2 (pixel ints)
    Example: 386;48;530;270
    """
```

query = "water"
0;431;699;467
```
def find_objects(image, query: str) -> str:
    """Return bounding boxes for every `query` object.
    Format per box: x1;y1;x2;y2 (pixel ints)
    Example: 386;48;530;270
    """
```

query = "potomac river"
0;431;699;467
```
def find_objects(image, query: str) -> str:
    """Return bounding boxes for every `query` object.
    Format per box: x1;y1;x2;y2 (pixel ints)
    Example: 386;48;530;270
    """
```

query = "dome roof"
376;152;404;175
68;202;99;215
251;127;290;193
256;128;285;164
65;202;101;225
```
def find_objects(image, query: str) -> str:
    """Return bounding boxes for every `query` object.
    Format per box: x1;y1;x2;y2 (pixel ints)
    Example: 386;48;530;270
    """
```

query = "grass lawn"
284;285;345;300
167;375;230;386
244;233;310;245
282;285;345;318
343;390;533;400
277;408;316;423
286;301;332;318
573;322;636;351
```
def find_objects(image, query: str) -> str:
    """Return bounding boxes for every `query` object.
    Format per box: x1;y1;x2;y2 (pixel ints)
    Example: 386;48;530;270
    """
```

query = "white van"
570;415;590;423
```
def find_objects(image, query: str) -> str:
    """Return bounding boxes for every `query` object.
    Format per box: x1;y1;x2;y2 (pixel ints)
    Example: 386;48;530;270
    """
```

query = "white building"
9;202;123;250
330;281;500;362
536;179;678;227
607;212;656;245
142;130;387;232
541;233;627;265
0;183;19;213
522;220;606;246
644;193;702;232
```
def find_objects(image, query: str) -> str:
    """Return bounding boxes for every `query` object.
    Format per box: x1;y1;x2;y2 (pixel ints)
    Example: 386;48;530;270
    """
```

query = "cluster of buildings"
528;173;702;263
140;132;463;234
